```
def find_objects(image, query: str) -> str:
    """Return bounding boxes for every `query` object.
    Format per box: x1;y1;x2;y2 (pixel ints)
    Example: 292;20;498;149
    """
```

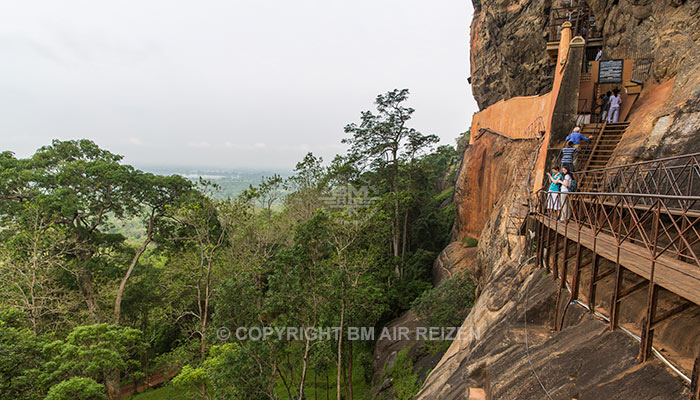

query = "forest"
0;89;474;400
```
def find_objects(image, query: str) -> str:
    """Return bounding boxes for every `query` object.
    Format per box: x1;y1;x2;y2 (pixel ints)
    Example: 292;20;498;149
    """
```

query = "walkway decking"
537;215;700;305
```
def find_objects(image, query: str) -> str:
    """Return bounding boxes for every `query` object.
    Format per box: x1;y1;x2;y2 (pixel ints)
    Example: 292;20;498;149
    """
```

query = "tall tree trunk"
105;370;121;400
200;257;213;361
299;336;312;399
401;209;408;262
346;341;353;400
276;363;293;400
141;307;149;384
392;149;401;278
80;268;102;323
401;157;415;264
114;212;155;324
336;300;345;400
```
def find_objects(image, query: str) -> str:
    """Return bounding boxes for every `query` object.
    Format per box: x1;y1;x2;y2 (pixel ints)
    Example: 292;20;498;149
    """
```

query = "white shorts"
547;192;561;210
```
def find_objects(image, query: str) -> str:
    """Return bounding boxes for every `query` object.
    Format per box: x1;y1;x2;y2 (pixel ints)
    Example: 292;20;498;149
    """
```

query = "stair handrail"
579;121;607;173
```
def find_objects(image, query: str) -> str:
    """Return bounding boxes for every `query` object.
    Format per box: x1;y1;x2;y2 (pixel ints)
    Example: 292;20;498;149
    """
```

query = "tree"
343;89;438;271
0;140;192;326
113;172;193;325
284;152;327;222
0;203;72;334
42;323;144;400
267;212;335;399
173;343;276;400
325;210;387;400
243;174;284;221
0;308;47;400
45;377;107;400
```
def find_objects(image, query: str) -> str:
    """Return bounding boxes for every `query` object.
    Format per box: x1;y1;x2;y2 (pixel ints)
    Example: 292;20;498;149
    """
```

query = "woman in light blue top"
546;167;563;215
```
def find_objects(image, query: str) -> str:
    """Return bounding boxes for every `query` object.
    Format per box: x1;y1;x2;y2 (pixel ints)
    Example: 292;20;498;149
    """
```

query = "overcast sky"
0;0;477;170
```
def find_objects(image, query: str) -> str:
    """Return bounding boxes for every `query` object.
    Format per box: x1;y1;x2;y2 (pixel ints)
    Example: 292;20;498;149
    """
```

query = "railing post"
639;201;661;363
547;221;555;273
552;228;560;280
609;197;624;331
690;348;700;400
555;202;570;331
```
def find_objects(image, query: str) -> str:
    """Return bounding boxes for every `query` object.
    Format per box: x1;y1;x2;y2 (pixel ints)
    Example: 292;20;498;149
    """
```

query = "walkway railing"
536;190;700;268
573;152;700;205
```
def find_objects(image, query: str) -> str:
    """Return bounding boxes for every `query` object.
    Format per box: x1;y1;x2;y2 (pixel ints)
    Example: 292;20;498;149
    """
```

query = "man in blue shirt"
565;126;591;147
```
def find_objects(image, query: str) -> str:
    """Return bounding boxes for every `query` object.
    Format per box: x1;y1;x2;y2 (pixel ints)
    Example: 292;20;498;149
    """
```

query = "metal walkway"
530;152;700;398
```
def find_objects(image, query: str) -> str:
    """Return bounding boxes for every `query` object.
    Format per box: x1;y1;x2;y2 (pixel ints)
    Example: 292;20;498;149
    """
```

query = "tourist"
600;91;611;122
595;94;606;121
559;165;573;221
546;167;563;216
561;143;577;168
608;89;622;123
565;126;590;148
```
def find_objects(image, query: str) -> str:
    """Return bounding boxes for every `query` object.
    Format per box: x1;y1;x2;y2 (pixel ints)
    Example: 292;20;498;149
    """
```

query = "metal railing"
573;152;700;206
536;190;700;266
533;188;700;366
547;5;602;42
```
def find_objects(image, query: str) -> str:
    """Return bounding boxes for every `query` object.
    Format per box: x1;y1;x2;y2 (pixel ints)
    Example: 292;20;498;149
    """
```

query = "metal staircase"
579;121;630;191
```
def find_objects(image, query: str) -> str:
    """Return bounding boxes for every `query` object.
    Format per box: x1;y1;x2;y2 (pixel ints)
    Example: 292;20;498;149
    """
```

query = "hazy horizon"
1;0;477;170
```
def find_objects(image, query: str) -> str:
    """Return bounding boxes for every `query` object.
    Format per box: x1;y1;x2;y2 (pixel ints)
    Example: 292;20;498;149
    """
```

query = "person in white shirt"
559;165;573;221
608;90;622;123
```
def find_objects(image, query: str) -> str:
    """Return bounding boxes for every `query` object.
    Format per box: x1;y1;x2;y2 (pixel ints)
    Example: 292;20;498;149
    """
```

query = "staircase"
578;121;630;191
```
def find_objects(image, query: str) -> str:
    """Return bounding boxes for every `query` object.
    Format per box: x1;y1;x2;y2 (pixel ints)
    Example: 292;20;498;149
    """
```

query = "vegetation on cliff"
0;89;464;399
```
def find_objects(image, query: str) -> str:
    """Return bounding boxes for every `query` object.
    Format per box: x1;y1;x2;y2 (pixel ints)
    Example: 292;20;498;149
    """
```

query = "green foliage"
462;236;479;248
173;343;275;400
456;129;470;155
412;271;476;328
389;349;421;400
1;89;461;398
42;324;144;386
45;377;106;400
128;384;192;400
0;308;47;400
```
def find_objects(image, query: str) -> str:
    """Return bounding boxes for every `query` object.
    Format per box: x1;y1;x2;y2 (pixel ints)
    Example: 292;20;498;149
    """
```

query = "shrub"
461;236;478;248
411;271;476;327
389;349;420;400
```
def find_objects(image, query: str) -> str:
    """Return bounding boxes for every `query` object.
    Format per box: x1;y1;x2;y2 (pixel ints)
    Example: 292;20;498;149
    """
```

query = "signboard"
599;59;624;84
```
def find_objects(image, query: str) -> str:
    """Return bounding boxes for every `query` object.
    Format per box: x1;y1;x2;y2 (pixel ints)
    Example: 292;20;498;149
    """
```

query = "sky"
0;0;477;170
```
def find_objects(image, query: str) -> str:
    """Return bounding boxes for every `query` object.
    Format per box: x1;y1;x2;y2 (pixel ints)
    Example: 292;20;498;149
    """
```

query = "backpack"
568;176;577;192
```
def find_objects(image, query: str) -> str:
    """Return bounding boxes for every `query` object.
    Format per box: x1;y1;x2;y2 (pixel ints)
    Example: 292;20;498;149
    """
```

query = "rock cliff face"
453;130;539;241
470;0;554;109
411;1;700;398
591;0;700;161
